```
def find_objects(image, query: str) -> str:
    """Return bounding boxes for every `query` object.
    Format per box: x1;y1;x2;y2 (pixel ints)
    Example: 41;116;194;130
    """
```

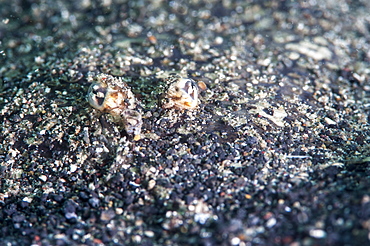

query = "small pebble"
231;237;241;245
266;217;277;228
100;210;116;221
309;229;327;239
39;175;48;182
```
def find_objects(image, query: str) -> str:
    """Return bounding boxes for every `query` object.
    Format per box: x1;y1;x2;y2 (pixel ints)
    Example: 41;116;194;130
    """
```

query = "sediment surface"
1;1;370;245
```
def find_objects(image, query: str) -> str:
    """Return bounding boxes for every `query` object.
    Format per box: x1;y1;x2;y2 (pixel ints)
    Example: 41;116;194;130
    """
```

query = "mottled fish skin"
161;75;200;110
87;73;142;137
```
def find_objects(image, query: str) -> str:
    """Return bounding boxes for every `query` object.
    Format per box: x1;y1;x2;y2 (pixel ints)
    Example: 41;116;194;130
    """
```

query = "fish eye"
161;76;200;110
87;73;142;137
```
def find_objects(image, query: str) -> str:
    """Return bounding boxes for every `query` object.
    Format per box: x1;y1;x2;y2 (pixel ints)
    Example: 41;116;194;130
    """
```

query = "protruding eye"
93;85;107;105
87;83;108;110
87;73;142;138
183;80;196;99
183;80;191;91
161;76;200;110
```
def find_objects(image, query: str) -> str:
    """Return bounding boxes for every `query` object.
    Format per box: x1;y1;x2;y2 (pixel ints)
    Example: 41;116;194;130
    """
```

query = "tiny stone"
34;56;45;64
324;117;337;125
144;230;155;238
70;164;78;173
148;179;156;190
288;52;300;60
132;235;142;243
65;212;77;220
39;175;48;182
309;229;327;239
100;209;116;221
214;36;223;45
54;234;67;240
231;237;241;245
89;197;100;208
12;213;26;223
22;197;33;203
135;219;144;226
266;217;277;228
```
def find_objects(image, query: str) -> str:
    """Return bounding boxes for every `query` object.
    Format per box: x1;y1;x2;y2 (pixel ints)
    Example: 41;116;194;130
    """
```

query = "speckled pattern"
1;0;370;245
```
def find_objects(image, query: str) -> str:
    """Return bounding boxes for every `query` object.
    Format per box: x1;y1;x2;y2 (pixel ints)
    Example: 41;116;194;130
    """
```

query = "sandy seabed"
1;1;370;245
